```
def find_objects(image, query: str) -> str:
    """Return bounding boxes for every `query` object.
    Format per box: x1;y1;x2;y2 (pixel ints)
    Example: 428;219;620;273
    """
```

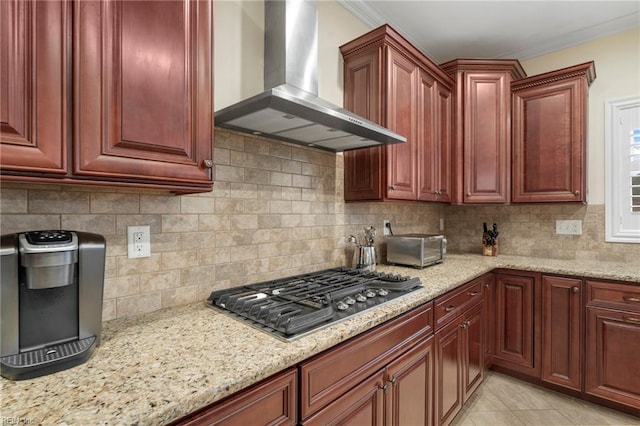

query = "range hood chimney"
214;0;406;152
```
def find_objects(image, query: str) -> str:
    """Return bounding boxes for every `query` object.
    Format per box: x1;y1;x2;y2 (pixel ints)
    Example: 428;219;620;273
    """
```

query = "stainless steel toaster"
386;234;446;268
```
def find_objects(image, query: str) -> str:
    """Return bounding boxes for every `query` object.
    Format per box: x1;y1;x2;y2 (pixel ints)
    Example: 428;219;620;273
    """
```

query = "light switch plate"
555;220;582;235
127;225;151;258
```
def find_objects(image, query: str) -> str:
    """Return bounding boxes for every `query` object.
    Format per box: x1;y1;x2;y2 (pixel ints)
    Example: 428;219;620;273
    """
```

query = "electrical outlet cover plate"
127;225;151;258
383;220;391;236
555;220;583;235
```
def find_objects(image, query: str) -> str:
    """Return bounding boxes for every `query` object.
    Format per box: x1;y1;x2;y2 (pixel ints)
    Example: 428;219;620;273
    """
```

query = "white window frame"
604;96;640;243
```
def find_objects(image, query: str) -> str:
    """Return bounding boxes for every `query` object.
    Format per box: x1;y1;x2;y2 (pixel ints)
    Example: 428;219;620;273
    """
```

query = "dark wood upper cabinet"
341;25;454;202
511;62;595;203
1;0;214;193
440;59;526;204
0;0;69;175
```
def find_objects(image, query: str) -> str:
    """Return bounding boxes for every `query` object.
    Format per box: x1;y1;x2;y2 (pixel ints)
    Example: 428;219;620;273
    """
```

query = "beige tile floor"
450;371;640;426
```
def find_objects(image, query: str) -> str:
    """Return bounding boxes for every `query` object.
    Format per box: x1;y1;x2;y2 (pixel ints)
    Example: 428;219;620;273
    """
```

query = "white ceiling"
338;0;640;63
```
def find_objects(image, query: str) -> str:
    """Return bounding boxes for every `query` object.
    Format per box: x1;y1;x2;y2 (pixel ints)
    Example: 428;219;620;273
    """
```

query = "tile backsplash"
2;129;637;321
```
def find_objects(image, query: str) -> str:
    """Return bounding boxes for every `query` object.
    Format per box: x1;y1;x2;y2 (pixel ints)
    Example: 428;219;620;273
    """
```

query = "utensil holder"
354;246;377;271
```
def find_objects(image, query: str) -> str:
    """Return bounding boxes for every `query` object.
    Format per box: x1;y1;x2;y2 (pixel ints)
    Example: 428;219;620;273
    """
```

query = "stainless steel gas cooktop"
206;267;422;341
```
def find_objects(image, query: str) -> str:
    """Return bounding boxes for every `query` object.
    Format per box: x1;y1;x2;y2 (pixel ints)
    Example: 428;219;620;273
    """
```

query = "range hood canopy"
214;0;406;152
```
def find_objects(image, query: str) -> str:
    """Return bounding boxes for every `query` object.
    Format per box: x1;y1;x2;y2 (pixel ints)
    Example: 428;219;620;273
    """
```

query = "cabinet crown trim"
511;61;596;90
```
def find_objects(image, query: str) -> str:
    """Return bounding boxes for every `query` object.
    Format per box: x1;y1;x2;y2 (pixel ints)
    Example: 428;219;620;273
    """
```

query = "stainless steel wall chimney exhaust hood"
214;0;406;152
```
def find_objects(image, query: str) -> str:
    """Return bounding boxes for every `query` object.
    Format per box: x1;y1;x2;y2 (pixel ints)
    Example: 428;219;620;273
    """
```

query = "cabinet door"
343;49;384;201
463;72;510;203
464;302;484;401
303;370;385;426
417;69;438;202
0;0;69;175
436;82;452;203
174;368;296;426
542;276;583;391
482;274;495;366
494;274;536;373
385;48;418;200
585;307;640;411
511;64;593;203
435;316;463;426
386;336;434;426
74;0;213;187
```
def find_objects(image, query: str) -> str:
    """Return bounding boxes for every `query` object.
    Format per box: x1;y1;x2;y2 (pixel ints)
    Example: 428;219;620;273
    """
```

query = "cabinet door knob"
389;185;395;191
469;291;479;297
389;376;397;385
574;190;580;196
572;286;579;293
467;192;471;196
460;322;468;329
445;305;456;313
203;159;213;168
380;383;389;391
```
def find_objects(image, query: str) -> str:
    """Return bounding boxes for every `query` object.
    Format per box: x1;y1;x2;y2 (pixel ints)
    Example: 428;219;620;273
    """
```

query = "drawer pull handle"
623;296;640;303
445;305;455;313
469;291;479;297
572;286;579;293
623;316;640;324
389;377;397;385
380;383;389;392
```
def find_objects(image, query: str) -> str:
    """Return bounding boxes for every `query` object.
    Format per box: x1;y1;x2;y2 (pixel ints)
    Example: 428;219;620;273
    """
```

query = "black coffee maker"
0;230;106;380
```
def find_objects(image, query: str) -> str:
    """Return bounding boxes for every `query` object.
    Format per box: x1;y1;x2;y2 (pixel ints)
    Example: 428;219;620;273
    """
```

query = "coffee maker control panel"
25;230;73;245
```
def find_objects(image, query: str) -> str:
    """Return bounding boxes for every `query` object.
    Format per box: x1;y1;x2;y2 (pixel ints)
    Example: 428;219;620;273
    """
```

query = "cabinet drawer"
586;280;640;312
434;277;483;330
299;302;433;420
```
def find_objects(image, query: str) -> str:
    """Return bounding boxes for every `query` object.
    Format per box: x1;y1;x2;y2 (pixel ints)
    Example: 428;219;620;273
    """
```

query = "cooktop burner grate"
206;267;422;341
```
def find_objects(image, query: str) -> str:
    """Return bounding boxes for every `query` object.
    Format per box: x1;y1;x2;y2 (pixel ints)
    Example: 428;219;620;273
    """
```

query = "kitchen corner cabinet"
440;59;526;204
171;368;297;426
541;275;583;391
1;0;214;193
341;25;453;202
585;280;640;412
511;62;595;203
434;276;485;426
493;270;541;377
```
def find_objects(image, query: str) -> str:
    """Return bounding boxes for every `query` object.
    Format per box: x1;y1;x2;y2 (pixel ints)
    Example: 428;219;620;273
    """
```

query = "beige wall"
521;28;640;205
214;0;369;109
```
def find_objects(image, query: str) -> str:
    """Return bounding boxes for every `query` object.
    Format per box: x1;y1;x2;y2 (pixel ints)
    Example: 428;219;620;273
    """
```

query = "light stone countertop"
1;254;638;425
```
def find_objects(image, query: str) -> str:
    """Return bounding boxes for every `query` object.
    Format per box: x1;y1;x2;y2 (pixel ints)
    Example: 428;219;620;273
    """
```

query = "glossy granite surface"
1;254;638;425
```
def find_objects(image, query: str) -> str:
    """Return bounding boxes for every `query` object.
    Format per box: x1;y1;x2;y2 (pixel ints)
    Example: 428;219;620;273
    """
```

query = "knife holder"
482;243;498;256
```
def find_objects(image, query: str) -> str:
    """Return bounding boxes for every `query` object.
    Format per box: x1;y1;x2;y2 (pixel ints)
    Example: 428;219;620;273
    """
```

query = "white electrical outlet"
555;220;583;235
383;220;391;236
127;225;151;258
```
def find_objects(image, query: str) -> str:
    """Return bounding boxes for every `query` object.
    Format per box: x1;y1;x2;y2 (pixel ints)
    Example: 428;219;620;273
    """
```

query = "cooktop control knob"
355;293;367;302
364;289;377;298
336;301;349;311
377;288;389;296
344;296;356;305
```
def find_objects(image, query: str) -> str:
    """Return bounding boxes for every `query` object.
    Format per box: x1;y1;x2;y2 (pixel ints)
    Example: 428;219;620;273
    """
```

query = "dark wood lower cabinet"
171;368;297;426
585;306;640;413
541;275;583;391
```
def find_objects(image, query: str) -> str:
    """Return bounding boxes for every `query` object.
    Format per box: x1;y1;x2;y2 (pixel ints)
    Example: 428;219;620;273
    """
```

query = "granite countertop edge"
1;253;638;425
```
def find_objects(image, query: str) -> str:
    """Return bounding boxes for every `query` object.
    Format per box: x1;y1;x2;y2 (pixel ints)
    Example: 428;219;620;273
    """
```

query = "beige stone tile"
180;265;215;285
244;168;271;185
90;193;139;214
61;214;116;235
104;256;118;279
258;214;282;229
0;188;28;213
216;262;249;281
161;250;199;269
281;159;302;174
229;245;258;261
199;214;230;231
214;164;244;182
117;254;163;276
230;150;258;168
138;194;181;214
215;129;244;150
139;270;181;292
255;154;282;171
116;292;161;318
180;196;215;214
213;147;230;165
215;247;231;264
270;143;291;159
243;135;269;155
229;182;258;199
281;214;302;228
270;171;292;186
103;275;140;299
270;200;292;214
179;231;215;250
105;235;127;257
512;409;572;425
468;410;525;426
197;248;216;266
292;174;312;188
242;199;270;214
0;214;60;234
282;187;302;200
258;185;284;200
211;180;230;198
230;214;258;230
161;285;199;308
101;299;116;321
28;190;90;214
162;214;198;233
151;232;182;253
